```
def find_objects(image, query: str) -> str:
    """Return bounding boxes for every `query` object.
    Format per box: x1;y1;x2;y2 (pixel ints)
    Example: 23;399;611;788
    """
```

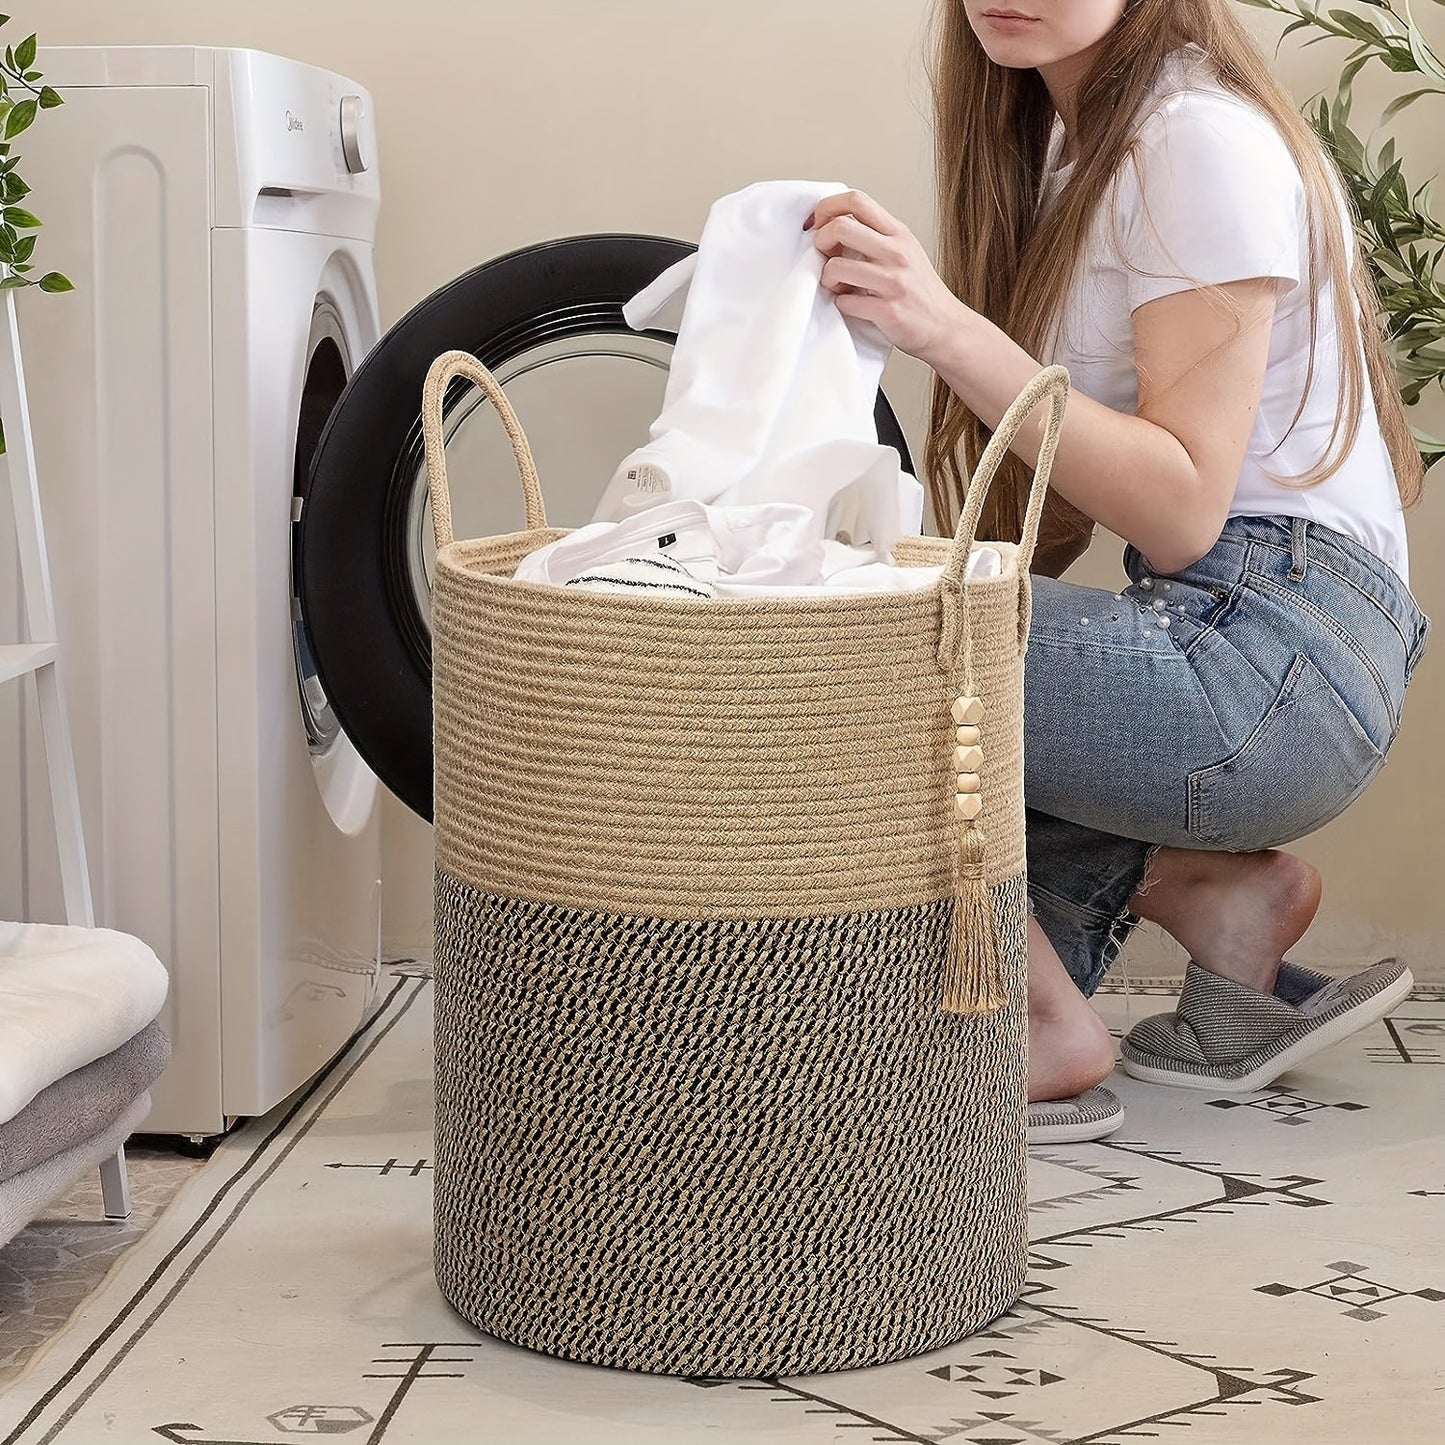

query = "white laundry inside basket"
592;181;920;549
513;180;1015;597
512;497;1003;596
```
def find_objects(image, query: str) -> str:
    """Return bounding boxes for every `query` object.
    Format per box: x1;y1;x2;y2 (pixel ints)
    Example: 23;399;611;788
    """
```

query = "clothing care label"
613;459;674;512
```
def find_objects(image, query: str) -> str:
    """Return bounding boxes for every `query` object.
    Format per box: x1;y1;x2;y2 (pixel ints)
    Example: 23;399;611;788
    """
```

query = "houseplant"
1238;0;1445;468
0;16;72;455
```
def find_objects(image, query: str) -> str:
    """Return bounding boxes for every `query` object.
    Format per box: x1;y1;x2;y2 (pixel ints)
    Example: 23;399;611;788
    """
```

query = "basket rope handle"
938;364;1070;675
422;350;548;551
935;364;1069;1018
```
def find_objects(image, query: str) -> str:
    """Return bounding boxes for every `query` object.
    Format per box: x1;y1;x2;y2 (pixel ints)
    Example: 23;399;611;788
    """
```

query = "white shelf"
2;287;130;1218
0;640;58;686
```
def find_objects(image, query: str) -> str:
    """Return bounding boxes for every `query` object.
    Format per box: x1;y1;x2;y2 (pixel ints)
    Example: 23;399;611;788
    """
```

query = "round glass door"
292;301;351;756
403;332;673;629
298;235;915;821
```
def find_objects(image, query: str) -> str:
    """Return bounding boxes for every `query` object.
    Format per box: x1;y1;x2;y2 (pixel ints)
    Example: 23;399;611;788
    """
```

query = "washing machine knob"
339;94;370;175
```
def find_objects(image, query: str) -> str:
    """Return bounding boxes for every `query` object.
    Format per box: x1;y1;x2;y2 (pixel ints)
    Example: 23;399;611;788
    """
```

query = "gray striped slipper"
1027;1086;1124;1146
1120;958;1413;1093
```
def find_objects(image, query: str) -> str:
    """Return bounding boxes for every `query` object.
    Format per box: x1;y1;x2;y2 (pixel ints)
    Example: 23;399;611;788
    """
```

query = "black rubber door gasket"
298;233;917;822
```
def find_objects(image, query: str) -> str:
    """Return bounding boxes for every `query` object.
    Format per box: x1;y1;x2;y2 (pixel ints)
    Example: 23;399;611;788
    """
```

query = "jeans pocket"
1187;653;1385;850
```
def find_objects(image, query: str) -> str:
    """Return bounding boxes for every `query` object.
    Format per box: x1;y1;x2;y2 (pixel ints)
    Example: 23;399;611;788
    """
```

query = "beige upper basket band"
418;349;1071;679
422;350;1068;928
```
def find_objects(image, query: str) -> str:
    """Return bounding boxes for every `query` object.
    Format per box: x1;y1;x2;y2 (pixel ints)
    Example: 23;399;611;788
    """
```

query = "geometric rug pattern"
1;965;1441;1444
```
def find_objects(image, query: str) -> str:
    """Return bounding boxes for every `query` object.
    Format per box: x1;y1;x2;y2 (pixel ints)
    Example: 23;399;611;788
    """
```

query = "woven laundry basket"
426;351;1070;1378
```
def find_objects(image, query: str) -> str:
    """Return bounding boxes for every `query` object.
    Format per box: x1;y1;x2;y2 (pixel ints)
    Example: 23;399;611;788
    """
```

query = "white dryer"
1;47;384;1137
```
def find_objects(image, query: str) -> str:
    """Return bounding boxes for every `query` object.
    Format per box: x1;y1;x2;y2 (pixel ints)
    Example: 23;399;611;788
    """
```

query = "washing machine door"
298;234;916;821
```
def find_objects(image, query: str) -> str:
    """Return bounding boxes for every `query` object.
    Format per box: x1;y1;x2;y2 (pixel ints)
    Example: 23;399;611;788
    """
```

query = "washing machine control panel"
208;50;380;235
339;94;370;175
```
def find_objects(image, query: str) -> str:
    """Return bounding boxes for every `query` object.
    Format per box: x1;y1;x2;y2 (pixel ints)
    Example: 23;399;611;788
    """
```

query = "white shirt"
1040;43;1410;584
593;180;923;555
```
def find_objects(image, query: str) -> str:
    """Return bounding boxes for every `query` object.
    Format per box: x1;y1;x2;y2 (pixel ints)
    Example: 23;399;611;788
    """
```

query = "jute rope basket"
427;350;1069;1377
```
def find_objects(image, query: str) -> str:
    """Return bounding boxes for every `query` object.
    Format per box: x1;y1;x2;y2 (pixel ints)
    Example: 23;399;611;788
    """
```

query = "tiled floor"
1;964;1441;1443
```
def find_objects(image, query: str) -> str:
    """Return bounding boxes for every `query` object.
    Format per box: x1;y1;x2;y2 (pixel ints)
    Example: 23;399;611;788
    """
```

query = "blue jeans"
1024;514;1431;996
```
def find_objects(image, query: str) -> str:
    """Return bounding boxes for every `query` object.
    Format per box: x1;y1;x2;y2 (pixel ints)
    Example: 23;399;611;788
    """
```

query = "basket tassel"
942;821;1008;1014
942;694;1008;1015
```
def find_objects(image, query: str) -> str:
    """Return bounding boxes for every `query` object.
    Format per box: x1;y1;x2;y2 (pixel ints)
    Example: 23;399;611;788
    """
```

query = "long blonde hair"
925;0;1426;572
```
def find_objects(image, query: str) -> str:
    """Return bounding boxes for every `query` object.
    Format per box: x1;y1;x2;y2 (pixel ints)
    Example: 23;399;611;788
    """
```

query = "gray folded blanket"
0;1091;153;1249
0;1020;170;1184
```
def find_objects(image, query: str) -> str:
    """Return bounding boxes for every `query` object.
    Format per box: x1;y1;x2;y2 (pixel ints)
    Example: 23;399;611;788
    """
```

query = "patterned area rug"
0;1147;203;1389
1;964;1441;1444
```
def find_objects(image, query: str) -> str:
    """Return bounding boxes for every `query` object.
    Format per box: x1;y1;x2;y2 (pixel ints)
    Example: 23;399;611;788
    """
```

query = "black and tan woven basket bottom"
433;867;1029;1378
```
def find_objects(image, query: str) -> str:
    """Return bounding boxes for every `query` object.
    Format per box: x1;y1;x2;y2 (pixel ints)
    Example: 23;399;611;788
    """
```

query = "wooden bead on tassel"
941;690;1006;1015
951;696;985;725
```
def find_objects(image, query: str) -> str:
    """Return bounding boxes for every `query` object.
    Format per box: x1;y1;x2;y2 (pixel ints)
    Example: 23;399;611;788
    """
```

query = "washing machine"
0;47;384;1137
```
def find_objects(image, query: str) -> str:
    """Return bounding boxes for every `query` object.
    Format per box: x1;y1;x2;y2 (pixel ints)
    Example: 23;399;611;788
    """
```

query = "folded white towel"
0;923;169;1126
565;554;719;600
591;180;923;562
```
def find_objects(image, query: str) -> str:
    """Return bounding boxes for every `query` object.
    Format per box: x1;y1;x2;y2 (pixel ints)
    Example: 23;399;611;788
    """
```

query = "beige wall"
20;1;1444;976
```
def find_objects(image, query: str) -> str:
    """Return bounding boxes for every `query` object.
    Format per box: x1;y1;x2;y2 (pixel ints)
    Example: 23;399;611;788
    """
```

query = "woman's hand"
805;189;965;365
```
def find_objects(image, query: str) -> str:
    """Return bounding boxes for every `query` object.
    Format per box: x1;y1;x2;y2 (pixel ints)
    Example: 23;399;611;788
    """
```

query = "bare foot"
1029;1004;1115;1103
1027;917;1116;1103
1129;848;1322;995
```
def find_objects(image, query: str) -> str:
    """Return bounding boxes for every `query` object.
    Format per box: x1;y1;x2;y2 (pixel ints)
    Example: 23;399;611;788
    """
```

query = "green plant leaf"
1338;49;1372;100
1327;11;1387;45
0;273;27;289
2;205;39;229
13;32;34;69
3;97;34;138
1382;47;1426;71
1370;159;1405;205
13;232;32;261
38;85;62;109
1403;0;1445;82
38;271;74;292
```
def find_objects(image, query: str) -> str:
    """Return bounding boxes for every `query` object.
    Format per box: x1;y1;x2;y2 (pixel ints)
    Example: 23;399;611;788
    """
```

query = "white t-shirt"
1040;43;1410;584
